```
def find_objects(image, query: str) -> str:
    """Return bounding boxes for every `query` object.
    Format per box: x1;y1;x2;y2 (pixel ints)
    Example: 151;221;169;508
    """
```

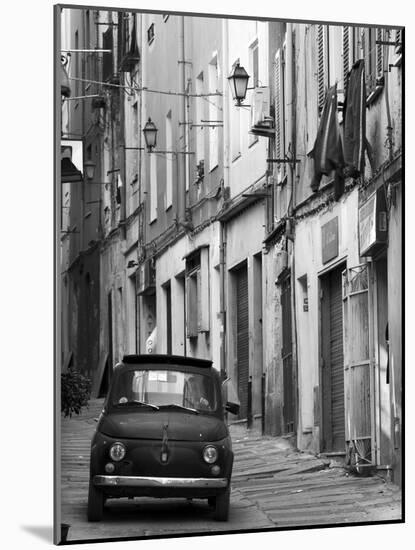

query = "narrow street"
60;400;401;542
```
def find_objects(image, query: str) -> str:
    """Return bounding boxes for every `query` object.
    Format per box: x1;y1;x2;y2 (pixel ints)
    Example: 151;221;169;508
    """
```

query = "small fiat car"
87;354;239;522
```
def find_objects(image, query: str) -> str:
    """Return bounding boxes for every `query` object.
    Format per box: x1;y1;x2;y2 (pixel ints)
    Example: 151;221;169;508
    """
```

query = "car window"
111;369;218;412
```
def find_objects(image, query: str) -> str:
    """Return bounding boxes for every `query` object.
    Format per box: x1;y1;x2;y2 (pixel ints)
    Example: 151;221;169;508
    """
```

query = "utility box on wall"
137;258;156;295
358;187;388;257
276;249;288;278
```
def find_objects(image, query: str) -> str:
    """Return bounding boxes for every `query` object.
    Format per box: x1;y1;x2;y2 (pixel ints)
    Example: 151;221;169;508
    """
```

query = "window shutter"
342;26;351;90
274;51;282;176
395;29;402;54
376;28;384;82
102;28;113;82
317;25;328;113
199;248;210;332
186;272;198;338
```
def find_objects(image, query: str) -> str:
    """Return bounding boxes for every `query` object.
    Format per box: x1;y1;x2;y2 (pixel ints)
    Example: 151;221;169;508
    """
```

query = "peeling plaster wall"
294;189;359;452
155;223;221;368
100;232;126;372
387;184;402;486
262;243;284;436
225;202;266;427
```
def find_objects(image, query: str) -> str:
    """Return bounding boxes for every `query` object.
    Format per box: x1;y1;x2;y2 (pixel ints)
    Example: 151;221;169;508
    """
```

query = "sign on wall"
321;217;339;264
359;188;388;256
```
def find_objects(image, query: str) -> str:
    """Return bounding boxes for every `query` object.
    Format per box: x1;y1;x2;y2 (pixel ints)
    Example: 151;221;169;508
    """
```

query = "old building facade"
59;8;403;484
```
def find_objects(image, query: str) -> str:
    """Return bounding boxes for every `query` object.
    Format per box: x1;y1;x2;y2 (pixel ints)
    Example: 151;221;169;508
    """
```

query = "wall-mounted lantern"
61;56;71;98
143;118;158;152
228;63;250;106
84;159;96;181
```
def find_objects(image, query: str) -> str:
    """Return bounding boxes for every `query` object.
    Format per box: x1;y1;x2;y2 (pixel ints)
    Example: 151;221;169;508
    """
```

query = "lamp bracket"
267;158;301;164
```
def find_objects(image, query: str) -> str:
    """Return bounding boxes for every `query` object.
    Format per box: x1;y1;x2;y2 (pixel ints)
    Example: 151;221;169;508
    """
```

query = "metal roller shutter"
236;266;249;419
281;277;295;433
329;268;345;451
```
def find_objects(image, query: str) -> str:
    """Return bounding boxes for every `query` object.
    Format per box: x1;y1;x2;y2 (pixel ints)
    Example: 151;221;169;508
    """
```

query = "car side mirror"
222;377;240;415
225;401;240;415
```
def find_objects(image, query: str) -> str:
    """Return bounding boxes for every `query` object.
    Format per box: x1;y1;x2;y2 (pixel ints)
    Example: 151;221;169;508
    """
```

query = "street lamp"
228;63;250;107
84;159;96;180
143;118;158;152
61;56;71;98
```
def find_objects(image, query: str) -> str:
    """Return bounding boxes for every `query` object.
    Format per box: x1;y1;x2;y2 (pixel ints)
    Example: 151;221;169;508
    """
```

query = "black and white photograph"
53;1;404;545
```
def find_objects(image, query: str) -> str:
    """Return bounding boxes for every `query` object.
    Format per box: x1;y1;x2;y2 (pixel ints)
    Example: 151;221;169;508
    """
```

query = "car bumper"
93;475;228;489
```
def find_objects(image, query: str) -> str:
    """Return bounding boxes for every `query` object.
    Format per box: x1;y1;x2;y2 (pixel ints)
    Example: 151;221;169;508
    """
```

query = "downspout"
286;22;300;438
219;17;229;379
383;41;394;164
179;16;187;225
286;23;294;218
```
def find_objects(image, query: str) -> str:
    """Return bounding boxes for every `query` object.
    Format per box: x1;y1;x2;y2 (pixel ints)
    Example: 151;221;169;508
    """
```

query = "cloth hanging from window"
343;59;366;179
309;84;345;200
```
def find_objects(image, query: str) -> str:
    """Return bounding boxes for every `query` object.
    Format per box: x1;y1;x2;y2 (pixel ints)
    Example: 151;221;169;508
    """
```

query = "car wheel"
87;480;104;522
213;486;230;521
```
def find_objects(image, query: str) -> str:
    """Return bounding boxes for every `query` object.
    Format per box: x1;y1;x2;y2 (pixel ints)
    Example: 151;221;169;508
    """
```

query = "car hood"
99;410;228;442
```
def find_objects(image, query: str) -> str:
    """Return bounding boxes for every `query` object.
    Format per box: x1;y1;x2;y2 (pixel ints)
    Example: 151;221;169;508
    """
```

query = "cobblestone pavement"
59;399;402;542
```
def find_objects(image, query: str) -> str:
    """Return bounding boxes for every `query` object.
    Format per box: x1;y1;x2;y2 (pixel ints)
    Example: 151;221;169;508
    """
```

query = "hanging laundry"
309;84;345;199
343;59;367;179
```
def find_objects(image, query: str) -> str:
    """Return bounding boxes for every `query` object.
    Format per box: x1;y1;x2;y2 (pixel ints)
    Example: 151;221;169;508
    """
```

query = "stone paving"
59;399;402;542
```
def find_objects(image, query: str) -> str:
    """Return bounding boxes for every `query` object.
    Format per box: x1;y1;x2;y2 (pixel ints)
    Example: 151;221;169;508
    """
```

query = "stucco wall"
155;223;221;369
294;188;359;451
225;202;266;423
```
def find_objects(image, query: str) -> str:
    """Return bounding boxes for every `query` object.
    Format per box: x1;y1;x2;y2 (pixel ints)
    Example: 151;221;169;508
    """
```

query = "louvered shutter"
395;29;402;54
317;25;327;113
342;26;351;91
376;28;384;82
186;271;198;338
274;51;282;181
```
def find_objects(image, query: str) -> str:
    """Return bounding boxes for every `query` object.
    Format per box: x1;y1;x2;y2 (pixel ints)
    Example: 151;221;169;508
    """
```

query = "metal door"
236;265;249;419
281;276;295;433
342;264;374;465
321;265;345;452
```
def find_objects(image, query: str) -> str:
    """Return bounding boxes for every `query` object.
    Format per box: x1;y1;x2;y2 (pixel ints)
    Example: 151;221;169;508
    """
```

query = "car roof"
121;354;213;369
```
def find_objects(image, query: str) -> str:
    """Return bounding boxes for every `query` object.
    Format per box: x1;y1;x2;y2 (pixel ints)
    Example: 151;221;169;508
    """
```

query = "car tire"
213;486;230;521
87;480;104;522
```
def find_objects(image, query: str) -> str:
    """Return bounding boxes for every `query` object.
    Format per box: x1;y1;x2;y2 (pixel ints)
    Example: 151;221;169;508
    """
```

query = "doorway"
235;262;249;420
281;275;295;433
320;264;346;452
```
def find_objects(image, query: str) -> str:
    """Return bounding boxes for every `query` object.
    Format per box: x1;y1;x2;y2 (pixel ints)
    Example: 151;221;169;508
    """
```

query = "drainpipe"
219;17;230;379
286;22;300;438
383;39;394;164
286;23;294;218
179;16;187;225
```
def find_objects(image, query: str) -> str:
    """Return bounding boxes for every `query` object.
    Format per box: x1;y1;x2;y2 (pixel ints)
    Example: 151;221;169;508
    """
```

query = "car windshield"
111;369;218;413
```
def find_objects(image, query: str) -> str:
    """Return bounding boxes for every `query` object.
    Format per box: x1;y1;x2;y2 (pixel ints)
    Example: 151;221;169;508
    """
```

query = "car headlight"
109;442;126;462
203;445;218;464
